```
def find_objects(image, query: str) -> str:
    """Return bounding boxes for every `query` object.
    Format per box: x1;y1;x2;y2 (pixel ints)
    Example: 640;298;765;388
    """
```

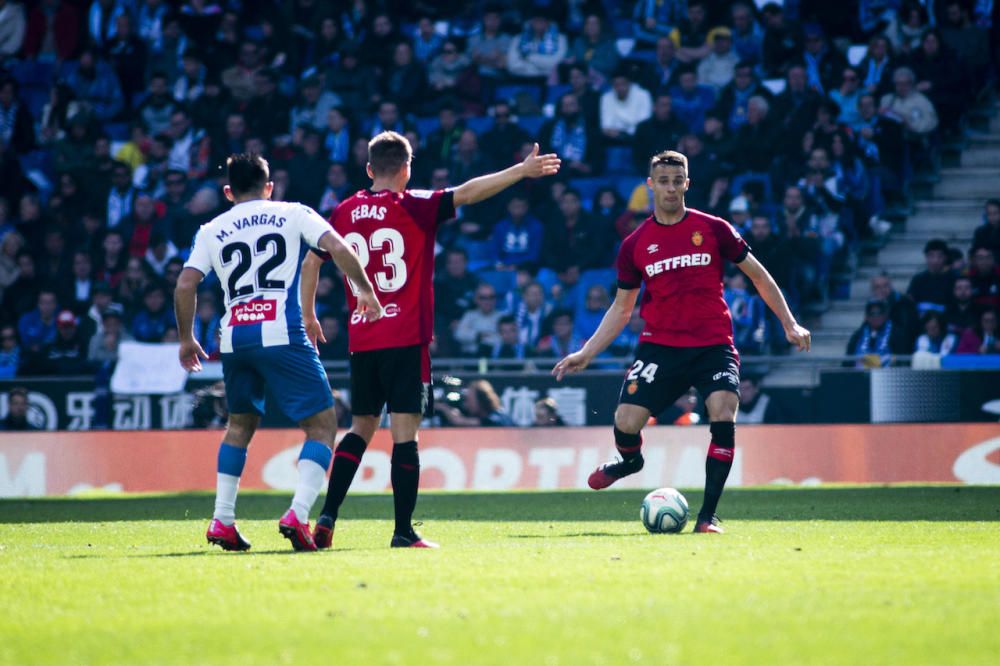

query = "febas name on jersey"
184;200;331;353
351;204;387;223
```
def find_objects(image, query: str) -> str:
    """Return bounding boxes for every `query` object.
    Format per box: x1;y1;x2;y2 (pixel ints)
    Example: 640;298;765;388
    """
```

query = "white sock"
213;473;240;525
291;459;327;523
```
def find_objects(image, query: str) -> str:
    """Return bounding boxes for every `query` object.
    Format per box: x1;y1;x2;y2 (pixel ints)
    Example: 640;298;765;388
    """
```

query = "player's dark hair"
226;153;270;196
368;131;412;178
985;198;1000;209
9;386;29;401
649;150;688;175
498;315;517;327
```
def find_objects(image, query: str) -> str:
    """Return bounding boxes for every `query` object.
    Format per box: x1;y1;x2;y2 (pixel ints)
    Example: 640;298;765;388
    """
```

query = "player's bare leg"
314;415;379;548
695;391;739;534
388;412;437;548
589;404;650;490
206;413;258;551
278;408;336;552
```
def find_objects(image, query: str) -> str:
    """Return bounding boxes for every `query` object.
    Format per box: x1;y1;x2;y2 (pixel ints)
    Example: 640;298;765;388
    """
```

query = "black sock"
391;441;420;536
700;421;735;521
319;432;368;522
613;426;643;464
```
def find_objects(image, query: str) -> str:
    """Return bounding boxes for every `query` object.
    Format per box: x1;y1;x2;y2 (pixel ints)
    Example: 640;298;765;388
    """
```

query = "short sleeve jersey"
616;208;750;347
184;199;330;353
326;188;456;352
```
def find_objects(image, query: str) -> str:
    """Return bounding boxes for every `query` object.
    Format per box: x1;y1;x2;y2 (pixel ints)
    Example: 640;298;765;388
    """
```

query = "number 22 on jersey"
343;229;407;294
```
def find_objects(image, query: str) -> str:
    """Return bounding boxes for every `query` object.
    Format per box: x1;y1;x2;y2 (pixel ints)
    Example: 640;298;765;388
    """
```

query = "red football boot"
693;514;724;534
587;455;644;490
206;519;252;551
278;510;318;551
312;515;334;550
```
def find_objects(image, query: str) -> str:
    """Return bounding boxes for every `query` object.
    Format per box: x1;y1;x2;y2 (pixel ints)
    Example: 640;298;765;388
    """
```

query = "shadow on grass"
63;547;371;560
2;486;999;524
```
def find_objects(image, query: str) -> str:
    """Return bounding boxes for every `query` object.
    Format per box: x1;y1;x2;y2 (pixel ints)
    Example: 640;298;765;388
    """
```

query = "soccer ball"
640;488;689;534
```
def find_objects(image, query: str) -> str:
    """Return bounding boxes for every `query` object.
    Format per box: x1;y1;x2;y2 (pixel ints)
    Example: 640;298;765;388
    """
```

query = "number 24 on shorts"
627;360;659;383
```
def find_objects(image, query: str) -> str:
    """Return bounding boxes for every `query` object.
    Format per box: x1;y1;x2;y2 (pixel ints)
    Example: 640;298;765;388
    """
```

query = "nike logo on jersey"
231;299;277;325
351;204;388;223
644;253;712;276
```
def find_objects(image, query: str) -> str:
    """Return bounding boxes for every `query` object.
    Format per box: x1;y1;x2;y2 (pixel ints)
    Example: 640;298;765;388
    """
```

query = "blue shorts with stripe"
221;343;333;422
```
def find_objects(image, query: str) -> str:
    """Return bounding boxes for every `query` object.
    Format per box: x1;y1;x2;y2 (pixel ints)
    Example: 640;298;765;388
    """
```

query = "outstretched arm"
452;143;561;208
737;253;811;351
552;287;639;380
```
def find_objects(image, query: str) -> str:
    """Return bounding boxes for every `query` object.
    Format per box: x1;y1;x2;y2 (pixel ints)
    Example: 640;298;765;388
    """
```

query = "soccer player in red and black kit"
553;151;810;533
302;131;560;548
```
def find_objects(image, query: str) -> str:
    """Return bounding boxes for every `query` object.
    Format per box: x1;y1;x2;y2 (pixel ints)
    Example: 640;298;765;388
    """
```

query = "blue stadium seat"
105;123;130;141
23;89;49;117
605;146;635;175
516;115;546;138
575;268;618;311
615;176;643;203
568;177;606;210
465;116;494;134
535;267;560;295
459;238;495;272
495;83;543;108
414;116;440;139
545;83;573;105
10;60;55;87
477;269;518;300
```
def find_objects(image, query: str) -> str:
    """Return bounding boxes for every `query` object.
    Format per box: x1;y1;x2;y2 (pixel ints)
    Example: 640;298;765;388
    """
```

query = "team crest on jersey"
626;380;639;395
231;299;277;325
691;231;704;246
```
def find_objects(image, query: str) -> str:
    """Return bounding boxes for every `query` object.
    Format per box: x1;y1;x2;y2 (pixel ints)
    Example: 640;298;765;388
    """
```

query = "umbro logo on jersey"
647;244;659;254
231;300;277;325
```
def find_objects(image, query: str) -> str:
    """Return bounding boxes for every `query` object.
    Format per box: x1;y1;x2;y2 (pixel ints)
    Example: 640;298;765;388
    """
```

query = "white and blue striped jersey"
184;200;330;353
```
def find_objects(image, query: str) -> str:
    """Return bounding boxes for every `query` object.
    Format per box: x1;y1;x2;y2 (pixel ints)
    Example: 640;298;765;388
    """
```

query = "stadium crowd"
846;197;1000;366
0;0;998;379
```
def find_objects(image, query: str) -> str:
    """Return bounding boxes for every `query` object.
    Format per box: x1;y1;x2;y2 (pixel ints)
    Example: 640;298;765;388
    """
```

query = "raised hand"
521;143;561;179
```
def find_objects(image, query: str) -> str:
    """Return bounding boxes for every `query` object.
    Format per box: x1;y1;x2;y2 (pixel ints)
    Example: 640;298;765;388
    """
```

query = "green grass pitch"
2;486;999;665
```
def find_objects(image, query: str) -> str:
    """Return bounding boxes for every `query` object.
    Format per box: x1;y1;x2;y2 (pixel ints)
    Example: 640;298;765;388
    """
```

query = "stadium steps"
803;103;1000;378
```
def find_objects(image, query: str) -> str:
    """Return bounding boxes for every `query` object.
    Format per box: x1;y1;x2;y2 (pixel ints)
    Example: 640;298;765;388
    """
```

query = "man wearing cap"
846;299;910;368
801;23;846;95
907;239;956;315
697;27;739;90
35;310;91;374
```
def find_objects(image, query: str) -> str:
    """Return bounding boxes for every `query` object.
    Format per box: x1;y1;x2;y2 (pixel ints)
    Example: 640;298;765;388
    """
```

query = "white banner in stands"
111;342;188;395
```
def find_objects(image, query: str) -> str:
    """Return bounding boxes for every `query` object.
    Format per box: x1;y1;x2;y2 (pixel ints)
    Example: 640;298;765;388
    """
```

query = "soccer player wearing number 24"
175;154;384;552
302;133;560;549
553;151;811;533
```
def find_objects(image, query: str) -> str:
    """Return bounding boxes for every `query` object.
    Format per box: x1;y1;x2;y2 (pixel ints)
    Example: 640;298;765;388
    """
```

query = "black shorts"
350;344;431;416
619;343;740;415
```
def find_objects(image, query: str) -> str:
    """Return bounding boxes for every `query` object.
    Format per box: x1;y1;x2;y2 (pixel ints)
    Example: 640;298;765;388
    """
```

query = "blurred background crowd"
0;0;998;381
